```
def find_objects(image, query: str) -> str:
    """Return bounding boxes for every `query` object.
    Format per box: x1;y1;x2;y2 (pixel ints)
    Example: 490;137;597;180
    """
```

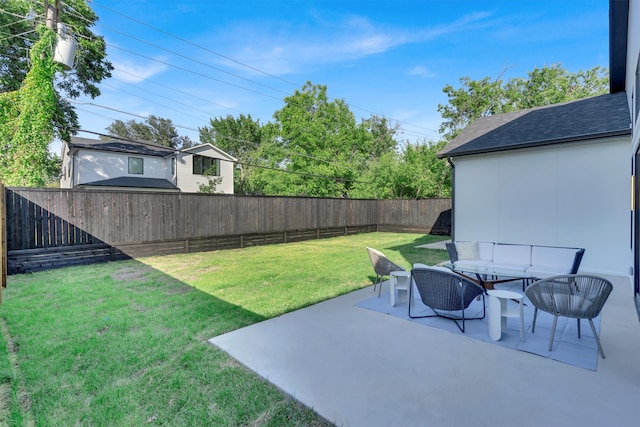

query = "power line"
62;2;440;142
94;22;291;97
0;8;35;21
73;105;122;122
85;2;440;139
74;98;361;167
106;43;283;101
89;1;302;89
234;161;371;184
0;16;29;30
76;127;372;185
68;100;201;132
75;102;336;166
63;2;291;99
0;29;36;43
112;67;241;113
100;81;211;124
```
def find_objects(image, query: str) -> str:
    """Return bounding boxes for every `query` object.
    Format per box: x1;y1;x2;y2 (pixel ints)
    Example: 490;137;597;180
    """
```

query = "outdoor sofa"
445;241;585;281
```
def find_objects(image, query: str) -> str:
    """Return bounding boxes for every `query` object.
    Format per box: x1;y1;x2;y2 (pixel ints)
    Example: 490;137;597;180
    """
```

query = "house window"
192;155;218;176
171;157;176;176
128;157;143;174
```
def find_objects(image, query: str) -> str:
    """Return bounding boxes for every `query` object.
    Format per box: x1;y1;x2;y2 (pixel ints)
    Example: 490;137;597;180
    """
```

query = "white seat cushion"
526;266;572;279
488;263;532;277
453;260;491;274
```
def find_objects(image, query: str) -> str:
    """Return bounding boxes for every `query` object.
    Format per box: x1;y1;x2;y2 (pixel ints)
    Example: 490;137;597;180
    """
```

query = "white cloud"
111;60;168;83
208;11;494;76
408;66;436;78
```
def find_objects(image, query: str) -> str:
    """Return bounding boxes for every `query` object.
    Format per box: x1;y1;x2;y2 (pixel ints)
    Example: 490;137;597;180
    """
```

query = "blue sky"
68;0;610;150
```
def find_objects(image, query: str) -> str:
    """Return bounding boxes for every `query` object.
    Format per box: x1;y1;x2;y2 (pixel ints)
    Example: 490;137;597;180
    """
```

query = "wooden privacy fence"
5;188;451;274
0;183;6;301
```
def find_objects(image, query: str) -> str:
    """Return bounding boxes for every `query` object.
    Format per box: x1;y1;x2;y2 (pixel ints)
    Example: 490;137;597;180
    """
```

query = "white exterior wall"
453;136;630;276
73;149;171;185
60;142;72;188
175;145;235;194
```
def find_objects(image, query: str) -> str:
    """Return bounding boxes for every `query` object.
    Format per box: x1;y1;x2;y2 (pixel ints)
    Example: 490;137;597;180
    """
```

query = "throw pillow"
455;241;479;260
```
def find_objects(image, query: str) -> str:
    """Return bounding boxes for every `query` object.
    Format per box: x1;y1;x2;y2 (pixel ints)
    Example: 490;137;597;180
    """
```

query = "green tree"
263;82;397;197
44;153;62;186
349;141;450;199
105;116;194;149
437;77;507;141
505;65;609;109
197;173;223;194
438;64;609;140
199;114;263;194
347;151;400;199
0;25;59;186
360;115;399;159
0;0;113;142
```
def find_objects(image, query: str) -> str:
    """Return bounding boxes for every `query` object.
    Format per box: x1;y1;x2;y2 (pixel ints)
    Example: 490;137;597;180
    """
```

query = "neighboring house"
437;0;639;315
60;137;237;193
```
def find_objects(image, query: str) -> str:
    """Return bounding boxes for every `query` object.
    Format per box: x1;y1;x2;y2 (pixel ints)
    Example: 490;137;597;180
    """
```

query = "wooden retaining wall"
5;188;451;274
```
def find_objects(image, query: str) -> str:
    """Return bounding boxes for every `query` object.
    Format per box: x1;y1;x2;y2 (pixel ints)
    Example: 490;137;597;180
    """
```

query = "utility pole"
44;0;61;30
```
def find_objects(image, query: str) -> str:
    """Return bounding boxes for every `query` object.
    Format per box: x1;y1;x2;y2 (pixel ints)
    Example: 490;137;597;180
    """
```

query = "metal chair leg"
548;315;559;351
577;319;581;338
589;318;606;359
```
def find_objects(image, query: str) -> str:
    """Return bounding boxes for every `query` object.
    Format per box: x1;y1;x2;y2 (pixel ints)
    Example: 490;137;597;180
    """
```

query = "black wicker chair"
525;274;612;358
409;267;485;333
366;247;406;298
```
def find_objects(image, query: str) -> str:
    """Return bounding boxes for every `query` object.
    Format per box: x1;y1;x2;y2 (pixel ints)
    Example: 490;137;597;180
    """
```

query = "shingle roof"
438;92;631;158
69;137;175;157
79;177;178;190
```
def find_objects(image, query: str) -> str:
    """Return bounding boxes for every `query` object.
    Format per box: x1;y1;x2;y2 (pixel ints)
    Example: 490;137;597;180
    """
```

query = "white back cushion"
493;244;531;265
531;246;578;269
455;241;479;260
476;242;495;261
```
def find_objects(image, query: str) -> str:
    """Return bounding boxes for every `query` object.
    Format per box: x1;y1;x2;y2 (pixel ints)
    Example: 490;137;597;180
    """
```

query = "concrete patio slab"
209;274;640;427
414;240;451;250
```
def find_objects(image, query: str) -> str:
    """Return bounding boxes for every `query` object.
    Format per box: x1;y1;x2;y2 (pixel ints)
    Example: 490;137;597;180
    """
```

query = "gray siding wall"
176;146;234;193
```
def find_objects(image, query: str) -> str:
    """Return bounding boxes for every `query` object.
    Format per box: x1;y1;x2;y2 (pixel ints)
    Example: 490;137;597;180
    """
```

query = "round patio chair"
409;266;486;333
525;274;613;359
366;247;406;298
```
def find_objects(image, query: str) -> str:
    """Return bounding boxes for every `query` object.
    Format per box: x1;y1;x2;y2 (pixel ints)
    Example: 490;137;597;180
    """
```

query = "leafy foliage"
0;26;59;186
105;116;194;148
199;83;450;199
348;141;451;199
0;0;112;142
251;82;398;197
199;114;263;194
438;64;609;140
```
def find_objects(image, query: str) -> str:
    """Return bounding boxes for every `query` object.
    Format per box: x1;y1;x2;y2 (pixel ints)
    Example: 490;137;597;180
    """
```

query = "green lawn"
0;232;449;426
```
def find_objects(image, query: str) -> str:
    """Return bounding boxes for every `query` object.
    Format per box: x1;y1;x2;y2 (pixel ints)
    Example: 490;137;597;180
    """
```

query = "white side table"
389;270;410;307
487;289;525;341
